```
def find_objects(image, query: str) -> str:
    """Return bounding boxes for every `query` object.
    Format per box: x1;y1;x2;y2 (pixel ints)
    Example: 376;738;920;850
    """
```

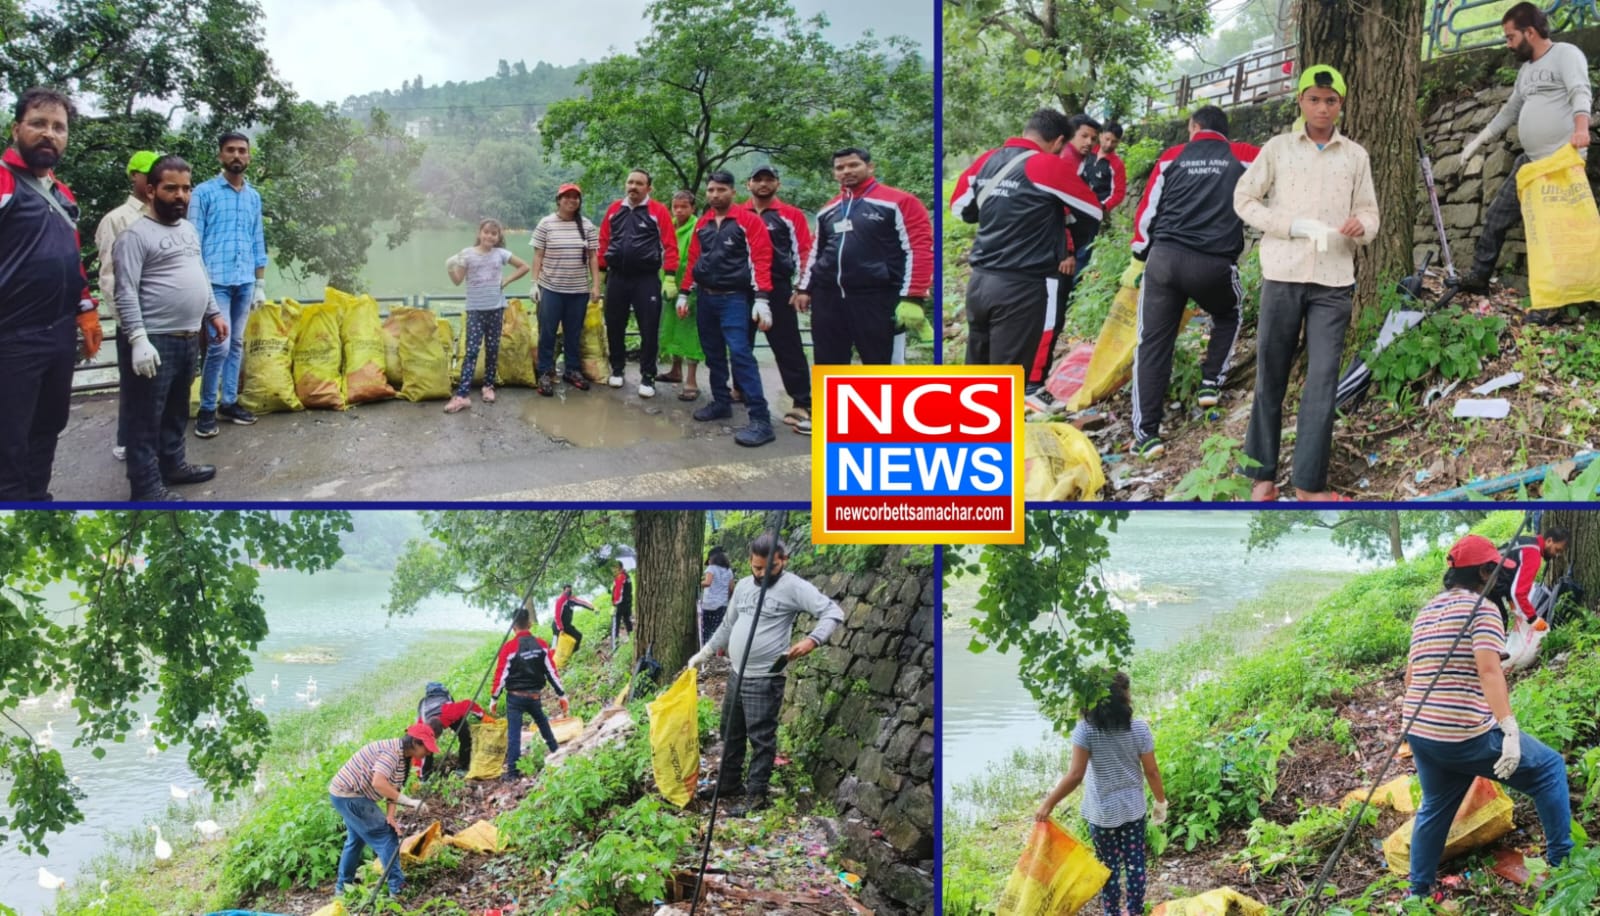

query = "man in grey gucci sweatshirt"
688;533;844;812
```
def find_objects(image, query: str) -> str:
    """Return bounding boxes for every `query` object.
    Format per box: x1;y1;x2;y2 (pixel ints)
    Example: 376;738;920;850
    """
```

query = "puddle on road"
519;390;691;447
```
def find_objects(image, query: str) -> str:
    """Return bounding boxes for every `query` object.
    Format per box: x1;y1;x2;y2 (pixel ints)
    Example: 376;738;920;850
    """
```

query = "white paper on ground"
1472;371;1523;395
1453;398;1511;419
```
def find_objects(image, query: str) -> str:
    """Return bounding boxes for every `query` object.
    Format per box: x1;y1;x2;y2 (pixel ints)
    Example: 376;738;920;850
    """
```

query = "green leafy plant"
1539;457;1600;501
1238;804;1376;876
1360;308;1505;403
1525;842;1600;915
1170;435;1260;501
541;796;694;915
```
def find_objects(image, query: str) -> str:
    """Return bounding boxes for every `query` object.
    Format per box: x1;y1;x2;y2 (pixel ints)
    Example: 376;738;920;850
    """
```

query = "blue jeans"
504;692;559;775
200;282;253;411
537;288;588;377
1407;728;1572;895
330;793;403;894
697;291;769;424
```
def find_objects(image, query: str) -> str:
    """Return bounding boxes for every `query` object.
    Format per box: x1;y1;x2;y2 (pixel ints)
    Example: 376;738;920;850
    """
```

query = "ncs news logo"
811;366;1024;544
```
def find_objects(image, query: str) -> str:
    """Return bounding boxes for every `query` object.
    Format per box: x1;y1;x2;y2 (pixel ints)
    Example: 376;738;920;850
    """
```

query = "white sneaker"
638;382;656;398
607;375;624;388
112;445;126;461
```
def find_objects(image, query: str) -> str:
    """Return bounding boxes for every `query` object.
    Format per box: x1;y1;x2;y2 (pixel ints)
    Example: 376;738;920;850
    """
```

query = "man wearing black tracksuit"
949;109;1102;379
1127;105;1260;458
1491;529;1570;623
598;169;679;397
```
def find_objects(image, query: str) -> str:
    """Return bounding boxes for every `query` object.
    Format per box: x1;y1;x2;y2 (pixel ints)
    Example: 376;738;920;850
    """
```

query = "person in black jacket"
1126;106;1260;459
611;561;634;639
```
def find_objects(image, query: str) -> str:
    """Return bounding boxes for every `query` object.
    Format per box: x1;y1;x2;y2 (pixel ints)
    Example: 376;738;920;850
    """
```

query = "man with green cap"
94;149;159;462
1234;64;1379;502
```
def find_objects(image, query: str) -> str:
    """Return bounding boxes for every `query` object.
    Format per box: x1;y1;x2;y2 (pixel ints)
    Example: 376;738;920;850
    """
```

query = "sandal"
658;370;684;383
481;385;496;404
444;395;471;414
782;407;810;428
677;387;699;401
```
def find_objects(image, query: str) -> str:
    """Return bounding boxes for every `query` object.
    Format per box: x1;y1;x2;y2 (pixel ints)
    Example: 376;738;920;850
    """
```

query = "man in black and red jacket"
678;170;777;447
597;169;679;398
489;607;569;779
739;165;814;433
1125;105;1260;460
1;88;104;500
796;147;932;366
1493;528;1570;623
949;109;1102;387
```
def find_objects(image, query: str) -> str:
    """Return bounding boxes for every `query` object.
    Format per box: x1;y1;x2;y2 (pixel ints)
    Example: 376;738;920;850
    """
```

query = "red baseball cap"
1446;534;1515;569
406;722;440;753
556;183;582;198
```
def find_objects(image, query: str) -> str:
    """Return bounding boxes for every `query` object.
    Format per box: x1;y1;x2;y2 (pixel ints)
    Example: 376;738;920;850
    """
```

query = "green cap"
1297;65;1346;98
126;150;160;175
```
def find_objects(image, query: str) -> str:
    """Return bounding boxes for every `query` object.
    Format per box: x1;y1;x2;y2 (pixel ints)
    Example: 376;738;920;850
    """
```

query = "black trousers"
613;598;633;635
0;317;76;500
965;266;1048;375
1243;280;1352;492
744;280;812;408
604;270;662;383
1130;244;1243;442
1471;154;1531;278
120;331;199;497
421;718;472;780
811;286;896;365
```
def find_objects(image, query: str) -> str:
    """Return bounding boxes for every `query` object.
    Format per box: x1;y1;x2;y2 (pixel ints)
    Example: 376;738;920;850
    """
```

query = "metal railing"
1425;0;1598;58
1148;44;1298;116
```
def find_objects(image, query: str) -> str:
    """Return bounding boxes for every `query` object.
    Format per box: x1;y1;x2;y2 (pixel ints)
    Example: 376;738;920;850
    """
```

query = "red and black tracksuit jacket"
1082;147;1127;213
798;179;932;299
738;197;811;288
597;197;679;274
0;148;95;334
492;629;567;698
1130;131;1260;262
1502;536;1549;623
949;137;1103;277
683;206;774;295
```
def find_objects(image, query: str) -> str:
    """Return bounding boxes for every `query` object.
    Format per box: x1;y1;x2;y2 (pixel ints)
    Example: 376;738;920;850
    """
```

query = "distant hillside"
338;59;588;140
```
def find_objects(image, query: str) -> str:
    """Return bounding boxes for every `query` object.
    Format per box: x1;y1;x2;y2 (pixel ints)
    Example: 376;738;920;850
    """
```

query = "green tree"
1245;510;1487;563
940;0;1213;158
962;510;1132;734
0;510;349;855
542;0;932;208
632;511;706;675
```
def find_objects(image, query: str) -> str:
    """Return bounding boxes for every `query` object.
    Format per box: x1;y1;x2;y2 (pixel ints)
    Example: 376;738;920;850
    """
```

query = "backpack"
506;635;551;692
418;681;453;724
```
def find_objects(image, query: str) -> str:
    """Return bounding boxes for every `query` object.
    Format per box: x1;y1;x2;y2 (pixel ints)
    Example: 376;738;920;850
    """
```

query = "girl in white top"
445;218;530;413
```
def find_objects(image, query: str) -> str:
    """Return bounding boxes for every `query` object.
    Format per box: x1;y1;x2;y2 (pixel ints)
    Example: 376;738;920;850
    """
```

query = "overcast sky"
259;0;934;104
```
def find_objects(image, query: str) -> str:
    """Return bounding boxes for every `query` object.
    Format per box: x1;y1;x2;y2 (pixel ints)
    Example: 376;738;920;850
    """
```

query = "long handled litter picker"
1335;137;1462;412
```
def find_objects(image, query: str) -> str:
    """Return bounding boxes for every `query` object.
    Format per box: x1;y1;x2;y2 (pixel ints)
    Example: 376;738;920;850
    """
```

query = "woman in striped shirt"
1035;671;1167;916
328;723;436;896
1401;534;1571;904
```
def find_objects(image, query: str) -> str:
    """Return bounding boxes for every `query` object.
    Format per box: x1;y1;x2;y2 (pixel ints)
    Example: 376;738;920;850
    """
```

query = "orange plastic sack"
339;293;396;404
240;299;304;414
995;819;1110;916
1383;776;1515;876
367;821;443;872
292;303;347;409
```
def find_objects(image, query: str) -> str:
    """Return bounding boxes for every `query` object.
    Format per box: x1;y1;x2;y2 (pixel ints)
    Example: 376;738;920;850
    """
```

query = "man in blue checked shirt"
189;130;267;437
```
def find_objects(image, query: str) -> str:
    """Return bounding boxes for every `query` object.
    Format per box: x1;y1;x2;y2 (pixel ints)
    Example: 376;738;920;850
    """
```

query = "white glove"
128;328;161;378
396;793;424;811
1151;799;1169;826
445;254;463;271
676;294;690;319
250;284;265;308
1289;218;1333;252
1461;127;1492;163
751;298;772;330
1494;716;1521;780
686;648;709;669
531;286;542;305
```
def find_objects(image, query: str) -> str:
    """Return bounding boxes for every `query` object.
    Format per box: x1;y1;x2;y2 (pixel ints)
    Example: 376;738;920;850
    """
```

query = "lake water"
940;511;1391;804
265;224;516;302
0;569;505;916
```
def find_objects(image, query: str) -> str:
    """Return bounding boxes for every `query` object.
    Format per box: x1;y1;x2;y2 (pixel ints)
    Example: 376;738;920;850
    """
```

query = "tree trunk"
632;510;706;677
1538;510;1600;609
1298;0;1425;327
1387;509;1404;562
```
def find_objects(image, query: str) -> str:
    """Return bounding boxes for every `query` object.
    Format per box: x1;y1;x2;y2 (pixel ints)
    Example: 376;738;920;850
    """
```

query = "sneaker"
163;463;217;485
725;794;771;816
694;402;733;422
1196;387;1220;408
444;395;471;414
563;370;590;391
1023;387;1064;415
112;445;126;461
1133;437;1165;460
194;410;218;438
638;382;656;398
538;373;556;397
219;403;257;425
734;422;776;447
607;375;624;389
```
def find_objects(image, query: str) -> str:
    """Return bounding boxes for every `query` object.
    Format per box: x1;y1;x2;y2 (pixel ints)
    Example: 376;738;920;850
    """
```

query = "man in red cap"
1400;533;1571;906
328;723;436;896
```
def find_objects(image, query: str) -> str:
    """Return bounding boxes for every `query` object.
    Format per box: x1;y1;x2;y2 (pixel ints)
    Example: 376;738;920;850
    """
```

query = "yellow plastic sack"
369;821;443;872
499;299;539;387
292;302;347;409
309;900;348;916
466;715;508;780
995;819;1110;916
189;375;202;419
646;667;700;808
381;307;411;388
1065;286;1200;411
239;299;304;414
1023;423;1105;500
340;293;396;404
445;819;504;854
1151;887;1268;916
1342;773;1419;813
1518;144;1600;310
554;632;578;669
580;299;608;381
549;715;584;745
1383;776;1514;876
395;309;453;402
